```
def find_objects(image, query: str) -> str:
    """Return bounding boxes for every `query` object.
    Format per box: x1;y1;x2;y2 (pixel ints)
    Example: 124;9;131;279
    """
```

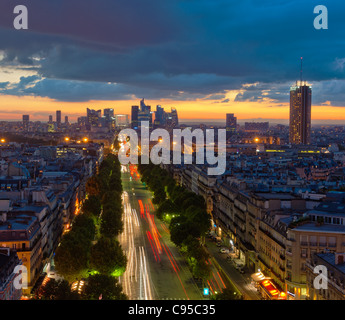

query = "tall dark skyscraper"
87;108;101;128
137;99;153;130
170;108;178;127
22;115;29;131
226;113;237;138
104;108;114;120
289;82;312;145
131;105;139;129
56;110;61;127
154;105;166;127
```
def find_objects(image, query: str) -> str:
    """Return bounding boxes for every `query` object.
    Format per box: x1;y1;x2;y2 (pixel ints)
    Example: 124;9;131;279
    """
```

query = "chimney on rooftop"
335;253;345;265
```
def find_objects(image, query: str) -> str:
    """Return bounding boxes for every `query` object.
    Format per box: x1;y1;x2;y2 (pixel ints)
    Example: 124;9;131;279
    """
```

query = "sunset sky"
0;0;344;124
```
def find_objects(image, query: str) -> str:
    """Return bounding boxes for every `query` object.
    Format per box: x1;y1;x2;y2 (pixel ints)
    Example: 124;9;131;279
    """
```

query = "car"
220;248;230;254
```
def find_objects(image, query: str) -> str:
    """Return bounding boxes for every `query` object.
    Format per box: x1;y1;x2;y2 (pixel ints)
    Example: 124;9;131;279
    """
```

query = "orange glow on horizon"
0;94;343;123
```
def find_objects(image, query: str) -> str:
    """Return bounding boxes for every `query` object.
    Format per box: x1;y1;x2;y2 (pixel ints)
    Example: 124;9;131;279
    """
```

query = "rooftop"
317;252;345;275
293;222;345;234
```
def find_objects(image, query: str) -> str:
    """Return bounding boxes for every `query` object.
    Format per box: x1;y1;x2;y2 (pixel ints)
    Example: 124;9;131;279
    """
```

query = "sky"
0;0;344;123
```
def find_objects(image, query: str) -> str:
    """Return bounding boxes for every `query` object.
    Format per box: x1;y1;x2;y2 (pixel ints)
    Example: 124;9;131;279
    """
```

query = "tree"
100;207;123;237
72;213;96;241
89;237;127;276
54;231;90;282
82;274;128;300
85;176;100;196
37;278;79;300
170;218;201;247
82;195;102;217
193;260;211;281
156;199;178;219
152;187;166;205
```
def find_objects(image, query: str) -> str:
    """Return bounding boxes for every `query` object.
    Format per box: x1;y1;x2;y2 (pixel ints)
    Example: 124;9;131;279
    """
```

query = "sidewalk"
204;238;261;300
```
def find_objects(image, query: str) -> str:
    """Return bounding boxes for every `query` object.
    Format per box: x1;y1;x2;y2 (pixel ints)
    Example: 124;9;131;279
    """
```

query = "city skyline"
2;0;345;306
0;1;344;125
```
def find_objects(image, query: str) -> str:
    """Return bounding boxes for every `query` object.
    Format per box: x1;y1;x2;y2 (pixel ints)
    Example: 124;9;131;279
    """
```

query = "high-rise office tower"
226;113;237;138
138;109;151;129
87;108;101;128
170;108;178;127
289;58;312;145
136;99;153;130
140;98;149;112
48;115;53;123
115;114;129;128
154;105;166;128
131;105;139;129
56;110;61;126
22;115;29;131
65;116;69;124
289;82;312;145
104;108;114;120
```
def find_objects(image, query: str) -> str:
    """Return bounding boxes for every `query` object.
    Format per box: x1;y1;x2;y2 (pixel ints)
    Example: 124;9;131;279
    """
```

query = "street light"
0;138;5;143
64;137;70;142
83;137;88;143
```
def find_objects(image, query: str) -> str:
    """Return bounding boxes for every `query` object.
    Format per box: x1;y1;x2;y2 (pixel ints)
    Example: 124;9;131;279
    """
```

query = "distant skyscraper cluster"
131;99;179;130
76;108;129;132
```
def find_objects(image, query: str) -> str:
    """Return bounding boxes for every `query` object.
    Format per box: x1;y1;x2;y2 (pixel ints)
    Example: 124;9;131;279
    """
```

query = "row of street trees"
137;162;212;281
49;153;127;300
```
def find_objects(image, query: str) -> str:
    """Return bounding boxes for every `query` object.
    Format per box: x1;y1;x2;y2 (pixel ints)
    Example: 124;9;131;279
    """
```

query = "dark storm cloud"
0;0;344;103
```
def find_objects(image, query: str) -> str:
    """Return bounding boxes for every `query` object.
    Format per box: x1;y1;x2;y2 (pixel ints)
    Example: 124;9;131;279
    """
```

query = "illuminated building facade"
289;82;312;145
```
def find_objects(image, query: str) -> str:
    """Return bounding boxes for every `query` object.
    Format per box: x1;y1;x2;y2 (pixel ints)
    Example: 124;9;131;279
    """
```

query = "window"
301;235;308;246
319;236;327;246
328;237;336;247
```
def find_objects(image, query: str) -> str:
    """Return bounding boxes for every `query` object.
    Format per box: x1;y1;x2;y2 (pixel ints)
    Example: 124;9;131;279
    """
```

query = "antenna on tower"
300;57;303;84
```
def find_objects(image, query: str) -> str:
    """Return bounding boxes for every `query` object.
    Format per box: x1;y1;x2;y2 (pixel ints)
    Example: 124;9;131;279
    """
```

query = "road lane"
119;164;203;300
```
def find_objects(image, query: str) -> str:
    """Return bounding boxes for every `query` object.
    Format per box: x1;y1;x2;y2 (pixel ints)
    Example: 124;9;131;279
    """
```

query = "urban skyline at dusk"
0;1;344;124
1;0;345;307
